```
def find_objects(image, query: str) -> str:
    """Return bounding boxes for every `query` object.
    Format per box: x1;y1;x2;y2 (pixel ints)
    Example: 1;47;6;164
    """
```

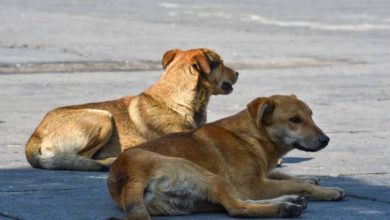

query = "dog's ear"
162;49;181;69
192;53;211;75
247;97;275;128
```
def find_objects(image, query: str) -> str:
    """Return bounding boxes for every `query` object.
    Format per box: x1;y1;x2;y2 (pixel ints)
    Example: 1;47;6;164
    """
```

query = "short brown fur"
108;95;345;219
25;48;238;171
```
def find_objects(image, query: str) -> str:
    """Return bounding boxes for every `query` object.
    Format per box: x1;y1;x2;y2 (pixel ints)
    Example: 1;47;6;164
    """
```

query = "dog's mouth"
221;82;233;94
292;142;325;152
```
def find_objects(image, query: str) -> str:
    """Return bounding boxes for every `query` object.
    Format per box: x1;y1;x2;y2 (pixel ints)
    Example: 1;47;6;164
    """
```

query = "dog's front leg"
258;178;346;201
267;170;320;185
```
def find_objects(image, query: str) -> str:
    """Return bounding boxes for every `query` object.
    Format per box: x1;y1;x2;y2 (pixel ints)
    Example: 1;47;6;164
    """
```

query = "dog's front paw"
278;195;308;209
324;187;346;201
294;196;308;209
277;202;303;218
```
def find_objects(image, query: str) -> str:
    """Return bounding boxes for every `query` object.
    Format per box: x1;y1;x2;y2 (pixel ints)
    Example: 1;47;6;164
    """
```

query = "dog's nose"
235;72;239;76
318;135;330;147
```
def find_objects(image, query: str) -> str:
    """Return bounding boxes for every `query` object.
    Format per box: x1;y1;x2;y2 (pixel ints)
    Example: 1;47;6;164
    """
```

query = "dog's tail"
37;154;105;171
25;134;104;171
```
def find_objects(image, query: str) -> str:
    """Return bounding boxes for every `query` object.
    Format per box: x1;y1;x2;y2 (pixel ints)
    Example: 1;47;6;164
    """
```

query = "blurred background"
1;0;389;70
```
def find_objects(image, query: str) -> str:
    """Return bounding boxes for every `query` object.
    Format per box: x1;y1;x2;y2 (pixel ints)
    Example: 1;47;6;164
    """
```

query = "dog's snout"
235;72;239;76
318;134;330;147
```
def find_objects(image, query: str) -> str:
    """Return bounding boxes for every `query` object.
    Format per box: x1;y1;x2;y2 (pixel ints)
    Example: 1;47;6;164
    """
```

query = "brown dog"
108;95;346;219
25;48;238;171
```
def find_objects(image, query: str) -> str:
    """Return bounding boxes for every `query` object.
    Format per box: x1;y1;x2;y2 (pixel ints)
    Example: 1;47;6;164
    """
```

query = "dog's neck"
258;126;293;169
263;128;293;157
144;67;212;128
213;110;290;171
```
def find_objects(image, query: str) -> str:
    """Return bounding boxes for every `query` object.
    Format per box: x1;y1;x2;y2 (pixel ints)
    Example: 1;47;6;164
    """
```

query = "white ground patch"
245;14;390;31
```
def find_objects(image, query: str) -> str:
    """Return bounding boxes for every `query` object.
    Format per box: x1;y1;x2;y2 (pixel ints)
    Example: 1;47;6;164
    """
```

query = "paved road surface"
0;0;389;219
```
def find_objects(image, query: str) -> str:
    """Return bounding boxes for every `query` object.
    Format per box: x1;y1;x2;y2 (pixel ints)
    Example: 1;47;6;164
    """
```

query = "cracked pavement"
1;0;390;219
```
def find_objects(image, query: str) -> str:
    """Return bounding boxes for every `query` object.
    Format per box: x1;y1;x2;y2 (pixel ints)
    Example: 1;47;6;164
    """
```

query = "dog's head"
161;48;238;95
247;95;330;152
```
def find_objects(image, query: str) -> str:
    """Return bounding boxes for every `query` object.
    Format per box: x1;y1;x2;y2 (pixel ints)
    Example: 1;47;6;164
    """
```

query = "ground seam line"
347;193;390;205
0;211;24;220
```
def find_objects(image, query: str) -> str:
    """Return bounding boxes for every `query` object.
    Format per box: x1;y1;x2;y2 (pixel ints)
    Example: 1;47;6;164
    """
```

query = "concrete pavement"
1;0;389;219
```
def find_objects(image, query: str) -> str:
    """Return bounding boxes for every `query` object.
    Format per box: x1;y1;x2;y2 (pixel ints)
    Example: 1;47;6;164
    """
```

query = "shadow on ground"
0;168;389;220
282;157;314;164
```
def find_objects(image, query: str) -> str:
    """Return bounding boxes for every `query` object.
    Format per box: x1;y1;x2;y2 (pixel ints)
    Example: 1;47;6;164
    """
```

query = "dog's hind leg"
244;195;308;209
259;178;346;201
122;182;150;220
29;109;114;170
150;156;304;218
207;176;303;218
109;180;151;220
268;170;320;185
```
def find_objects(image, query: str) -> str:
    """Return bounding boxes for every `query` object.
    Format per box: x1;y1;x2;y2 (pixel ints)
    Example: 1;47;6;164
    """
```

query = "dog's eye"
210;61;220;70
289;117;302;123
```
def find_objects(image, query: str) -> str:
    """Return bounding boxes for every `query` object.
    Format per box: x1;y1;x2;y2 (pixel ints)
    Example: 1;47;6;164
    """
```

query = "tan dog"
108;95;345;219
25;48;238;171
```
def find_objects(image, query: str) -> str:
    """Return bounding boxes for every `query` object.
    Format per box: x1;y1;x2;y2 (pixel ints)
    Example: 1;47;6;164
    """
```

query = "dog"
25;48;239;171
108;95;346;219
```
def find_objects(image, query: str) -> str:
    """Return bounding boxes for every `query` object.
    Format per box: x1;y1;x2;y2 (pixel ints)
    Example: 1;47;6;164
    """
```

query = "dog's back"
128;110;267;195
